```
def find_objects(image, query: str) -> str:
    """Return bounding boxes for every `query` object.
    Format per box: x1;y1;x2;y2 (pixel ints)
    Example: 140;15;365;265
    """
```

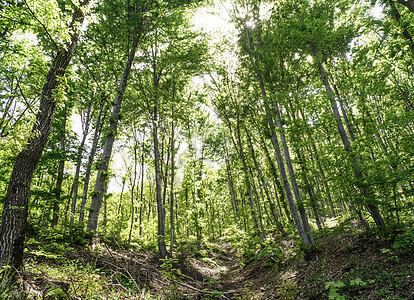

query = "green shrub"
276;280;298;300
244;244;284;267
176;242;197;260
392;227;414;256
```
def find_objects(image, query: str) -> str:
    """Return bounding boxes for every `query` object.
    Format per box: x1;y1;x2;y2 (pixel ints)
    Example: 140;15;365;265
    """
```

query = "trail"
190;243;246;299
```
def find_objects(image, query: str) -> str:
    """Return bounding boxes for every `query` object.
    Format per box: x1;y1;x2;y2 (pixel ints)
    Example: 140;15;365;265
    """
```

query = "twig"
173;279;232;299
101;243;141;292
16;77;37;116
173;280;208;293
68;274;80;298
102;283;128;292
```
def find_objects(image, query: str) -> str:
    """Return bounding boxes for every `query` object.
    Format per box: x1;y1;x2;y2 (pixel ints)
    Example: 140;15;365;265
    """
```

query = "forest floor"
14;220;414;299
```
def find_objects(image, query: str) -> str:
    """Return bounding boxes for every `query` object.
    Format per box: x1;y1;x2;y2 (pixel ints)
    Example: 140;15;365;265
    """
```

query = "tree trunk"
258;72;313;246
68;99;92;223
153;105;168;258
169;114;175;257
52;108;67;228
128;129;140;245
245;126;286;236
396;0;414;13
260;135;290;221
78;98;105;224
139;149;145;238
388;0;414;53
225;149;240;222
102;183;108;234
229;120;264;243
0;0;90;270
310;42;385;227
271;95;314;244
117;178;126;234
87;36;140;233
249;166;267;239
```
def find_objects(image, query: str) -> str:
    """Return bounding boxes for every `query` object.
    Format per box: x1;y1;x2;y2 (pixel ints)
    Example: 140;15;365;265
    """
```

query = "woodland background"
0;0;414;298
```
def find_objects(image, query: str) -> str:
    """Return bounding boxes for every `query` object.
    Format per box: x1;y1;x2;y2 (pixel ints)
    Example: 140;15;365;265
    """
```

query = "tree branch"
23;0;59;51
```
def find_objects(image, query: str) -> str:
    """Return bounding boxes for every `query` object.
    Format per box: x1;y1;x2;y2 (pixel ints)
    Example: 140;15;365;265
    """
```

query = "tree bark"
225;147;240;222
229;120;264;243
310;42;385;227
79;98;105;224
260;135;290;221
153;105;168;258
128;128;140;245
388;0;414;54
52;108;67;228
239;18;314;245
396;0;414;13
245;127;286;236
271;95;314;244
68;98;92;224
139;149;145;237
258;71;313;246
86;36;140;233
169;113;175;257
249;166;267;239
0;0;90;270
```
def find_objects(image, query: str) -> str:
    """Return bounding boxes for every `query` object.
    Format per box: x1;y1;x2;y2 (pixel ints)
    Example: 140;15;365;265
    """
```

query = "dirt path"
189;243;246;299
216;243;245;297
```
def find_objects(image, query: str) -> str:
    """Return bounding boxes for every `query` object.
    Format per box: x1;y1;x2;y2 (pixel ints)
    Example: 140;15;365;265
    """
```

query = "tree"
0;0;91;271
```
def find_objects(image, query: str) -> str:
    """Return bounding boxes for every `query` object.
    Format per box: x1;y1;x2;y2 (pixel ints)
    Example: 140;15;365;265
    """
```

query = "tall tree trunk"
396;0;414;13
128;129;140;245
245;127;286;236
102;182;108;234
169;114;175;257
87;36;140;233
225;147;240;222
0;0;90;270
285;106;323;230
162;137;171;210
79;98;105;224
229;120;264;243
153;105;168;258
68;98;92;223
310;42;385;227
249;166;267;239
388;0;414;54
258;72;313;246
238;10;313;245
271;95;314;244
195;145;205;251
52;108;67;228
260;135;290;222
139;149;145;238
117;177;126;234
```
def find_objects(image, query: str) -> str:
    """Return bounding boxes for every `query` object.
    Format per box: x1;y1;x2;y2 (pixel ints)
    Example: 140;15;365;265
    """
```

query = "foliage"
26;259;139;299
249;244;284;267
392;227;414;256
381;248;400;264
0;267;13;299
160;258;183;282
160;258;185;299
276;280;298;300
325;280;346;300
